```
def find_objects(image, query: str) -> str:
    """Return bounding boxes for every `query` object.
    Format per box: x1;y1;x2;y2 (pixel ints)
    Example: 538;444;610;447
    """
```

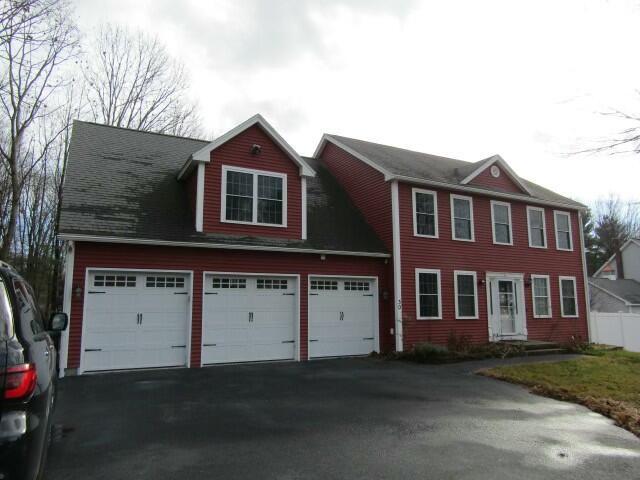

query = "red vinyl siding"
202;124;302;239
67;242;392;370
468;166;525;194
399;182;588;347
319;142;393;250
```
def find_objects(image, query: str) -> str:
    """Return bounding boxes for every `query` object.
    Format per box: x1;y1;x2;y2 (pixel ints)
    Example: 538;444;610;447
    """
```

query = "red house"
58;114;589;376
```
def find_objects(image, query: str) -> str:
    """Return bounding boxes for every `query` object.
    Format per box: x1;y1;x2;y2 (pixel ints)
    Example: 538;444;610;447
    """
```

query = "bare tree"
0;0;79;259
574;95;640;155
591;197;640;275
83;24;201;137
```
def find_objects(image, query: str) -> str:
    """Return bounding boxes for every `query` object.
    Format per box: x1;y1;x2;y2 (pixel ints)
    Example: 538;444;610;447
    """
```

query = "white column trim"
578;211;591;339
196;162;205;232
59;240;75;378
301;177;307;240
391;181;403;352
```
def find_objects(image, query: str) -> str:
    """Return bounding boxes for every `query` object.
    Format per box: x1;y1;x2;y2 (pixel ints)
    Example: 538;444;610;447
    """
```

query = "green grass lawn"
480;349;640;436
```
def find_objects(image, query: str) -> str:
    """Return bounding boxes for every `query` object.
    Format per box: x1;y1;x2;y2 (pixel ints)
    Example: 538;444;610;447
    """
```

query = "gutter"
57;234;391;259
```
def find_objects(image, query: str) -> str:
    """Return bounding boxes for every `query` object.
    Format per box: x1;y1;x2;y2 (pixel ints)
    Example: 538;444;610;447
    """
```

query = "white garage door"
308;277;377;359
202;275;297;365
82;271;190;372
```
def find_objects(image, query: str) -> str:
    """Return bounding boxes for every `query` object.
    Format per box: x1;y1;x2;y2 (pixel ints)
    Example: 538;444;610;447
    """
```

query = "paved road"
45;356;640;480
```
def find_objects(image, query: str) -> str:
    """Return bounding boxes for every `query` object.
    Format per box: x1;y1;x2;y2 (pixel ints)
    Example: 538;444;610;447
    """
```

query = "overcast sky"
73;0;640;205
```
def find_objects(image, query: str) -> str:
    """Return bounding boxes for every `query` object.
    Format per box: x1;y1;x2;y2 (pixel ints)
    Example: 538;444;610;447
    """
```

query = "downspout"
59;240;75;378
391;181;403;352
578;211;591;342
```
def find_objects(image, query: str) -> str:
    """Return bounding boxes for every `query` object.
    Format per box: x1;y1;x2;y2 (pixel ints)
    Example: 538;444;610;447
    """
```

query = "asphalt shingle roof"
59;121;388;255
327;135;584;208
590;278;640;305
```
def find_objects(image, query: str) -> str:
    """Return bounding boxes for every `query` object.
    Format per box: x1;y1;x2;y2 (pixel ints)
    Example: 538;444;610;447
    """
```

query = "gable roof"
592;238;640;277
58;121;387;257
589;278;640;305
178;114;315;179
314;134;584;209
460;154;533;195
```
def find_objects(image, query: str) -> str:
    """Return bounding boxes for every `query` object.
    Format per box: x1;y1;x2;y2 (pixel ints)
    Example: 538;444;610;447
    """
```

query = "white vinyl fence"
589;311;640;352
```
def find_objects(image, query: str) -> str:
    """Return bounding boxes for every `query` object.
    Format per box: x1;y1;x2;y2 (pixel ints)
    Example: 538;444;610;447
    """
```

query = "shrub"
401;342;452;363
447;332;473;354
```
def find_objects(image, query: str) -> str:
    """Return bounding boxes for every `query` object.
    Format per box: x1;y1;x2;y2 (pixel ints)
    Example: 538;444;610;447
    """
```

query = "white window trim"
450;194;475;242
526;206;547;249
415;268;442;320
491;200;513;246
531;274;552;318
221;165;288;228
559;276;579;318
412;187;439;238
454;270;479;320
554;210;573;251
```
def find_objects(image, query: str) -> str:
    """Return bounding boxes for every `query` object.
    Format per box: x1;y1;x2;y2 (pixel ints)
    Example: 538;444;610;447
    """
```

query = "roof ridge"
73;119;211;143
328;133;473;165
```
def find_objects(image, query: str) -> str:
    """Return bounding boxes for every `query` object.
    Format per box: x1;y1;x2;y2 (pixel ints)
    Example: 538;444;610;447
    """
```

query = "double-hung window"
413;188;438;237
450;194;474;241
454;271;478;319
222;167;287;226
559;276;578;317
416;269;441;320
527;206;547;248
491;201;513;245
531;275;551;318
554;211;573;251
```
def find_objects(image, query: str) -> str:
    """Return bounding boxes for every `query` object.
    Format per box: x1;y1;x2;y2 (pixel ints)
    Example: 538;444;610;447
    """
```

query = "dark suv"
0;262;68;480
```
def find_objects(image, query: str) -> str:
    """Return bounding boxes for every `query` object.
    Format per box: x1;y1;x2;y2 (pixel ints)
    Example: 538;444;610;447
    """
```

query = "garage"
201;274;298;365
308;277;378;358
81;270;191;372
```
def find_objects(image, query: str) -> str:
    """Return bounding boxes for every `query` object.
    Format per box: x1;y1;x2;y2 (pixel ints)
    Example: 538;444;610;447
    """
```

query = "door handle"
44;349;50;357
248;312;254;322
340;312;344;321
140;313;143;325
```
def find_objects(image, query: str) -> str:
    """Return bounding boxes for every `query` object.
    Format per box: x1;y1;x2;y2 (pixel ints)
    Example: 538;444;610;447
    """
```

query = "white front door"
487;274;527;340
82;271;190;372
201;275;296;364
308;277;378;358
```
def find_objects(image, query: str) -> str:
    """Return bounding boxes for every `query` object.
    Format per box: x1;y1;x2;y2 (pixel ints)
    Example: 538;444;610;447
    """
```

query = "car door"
0;275;14;422
12;280;54;398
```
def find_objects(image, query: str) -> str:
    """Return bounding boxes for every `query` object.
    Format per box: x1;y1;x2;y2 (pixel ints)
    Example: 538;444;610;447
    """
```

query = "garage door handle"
88;291;106;294
174;292;188;295
204;292;218;295
309;339;319;342
203;343;217;347
171;345;186;348
363;337;374;340
282;293;295;296
309;293;318;296
84;348;102;352
363;294;374;297
281;340;295;344
340;312;344;321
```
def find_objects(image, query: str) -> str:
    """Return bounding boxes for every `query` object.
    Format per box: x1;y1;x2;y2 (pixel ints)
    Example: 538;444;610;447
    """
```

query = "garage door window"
94;274;136;287
146;276;185;288
310;280;338;290
344;281;370;291
257;279;288;289
212;278;246;289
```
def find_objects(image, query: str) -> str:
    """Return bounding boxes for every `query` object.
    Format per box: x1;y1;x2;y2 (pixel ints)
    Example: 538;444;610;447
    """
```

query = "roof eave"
387;174;585;210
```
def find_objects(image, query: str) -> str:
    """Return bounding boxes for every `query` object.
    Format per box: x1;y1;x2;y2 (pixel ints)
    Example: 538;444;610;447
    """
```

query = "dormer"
178;114;315;240
460;155;532;195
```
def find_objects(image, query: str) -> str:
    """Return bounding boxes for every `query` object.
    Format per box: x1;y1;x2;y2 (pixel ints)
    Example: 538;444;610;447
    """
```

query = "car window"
0;278;14;339
13;279;45;335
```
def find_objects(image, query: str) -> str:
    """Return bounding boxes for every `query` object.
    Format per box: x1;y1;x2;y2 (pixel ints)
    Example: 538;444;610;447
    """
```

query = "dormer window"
221;166;287;227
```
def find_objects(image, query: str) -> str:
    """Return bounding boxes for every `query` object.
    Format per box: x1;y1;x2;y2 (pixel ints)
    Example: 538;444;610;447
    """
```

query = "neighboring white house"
590;238;640;313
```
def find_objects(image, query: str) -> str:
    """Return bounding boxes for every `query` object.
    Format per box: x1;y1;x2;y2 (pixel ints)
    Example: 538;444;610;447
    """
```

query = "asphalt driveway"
45;357;640;480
